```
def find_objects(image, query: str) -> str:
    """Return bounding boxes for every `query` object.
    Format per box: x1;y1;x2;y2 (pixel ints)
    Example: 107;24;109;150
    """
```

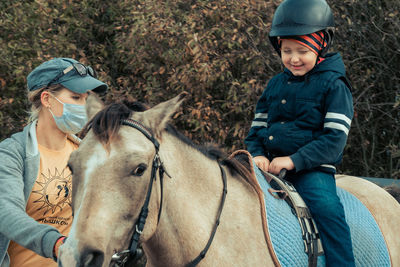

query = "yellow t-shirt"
8;139;77;267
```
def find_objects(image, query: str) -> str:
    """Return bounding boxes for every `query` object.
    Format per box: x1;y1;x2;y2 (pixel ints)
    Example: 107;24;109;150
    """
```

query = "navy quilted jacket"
245;53;353;174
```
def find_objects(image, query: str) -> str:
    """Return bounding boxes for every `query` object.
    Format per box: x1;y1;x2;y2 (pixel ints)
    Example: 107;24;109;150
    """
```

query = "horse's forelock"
91;103;132;146
82;101;149;147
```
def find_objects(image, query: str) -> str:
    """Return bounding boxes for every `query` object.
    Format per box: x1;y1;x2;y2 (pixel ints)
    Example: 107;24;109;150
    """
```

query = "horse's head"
58;93;186;267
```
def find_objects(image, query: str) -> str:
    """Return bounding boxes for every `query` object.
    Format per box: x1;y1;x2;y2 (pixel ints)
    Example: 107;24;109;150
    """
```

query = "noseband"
111;119;227;267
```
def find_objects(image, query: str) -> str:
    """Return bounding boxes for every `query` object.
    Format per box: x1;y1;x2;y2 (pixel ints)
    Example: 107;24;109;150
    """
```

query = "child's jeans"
288;170;355;267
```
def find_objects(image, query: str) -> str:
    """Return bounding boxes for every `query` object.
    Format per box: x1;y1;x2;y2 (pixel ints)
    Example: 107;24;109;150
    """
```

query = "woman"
0;58;108;266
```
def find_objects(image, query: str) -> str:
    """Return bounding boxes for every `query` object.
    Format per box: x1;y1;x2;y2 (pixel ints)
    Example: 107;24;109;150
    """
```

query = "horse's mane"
165;125;253;180
81;100;252;180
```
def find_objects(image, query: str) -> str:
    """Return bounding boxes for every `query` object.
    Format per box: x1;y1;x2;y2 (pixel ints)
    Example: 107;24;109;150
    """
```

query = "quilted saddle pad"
253;165;391;267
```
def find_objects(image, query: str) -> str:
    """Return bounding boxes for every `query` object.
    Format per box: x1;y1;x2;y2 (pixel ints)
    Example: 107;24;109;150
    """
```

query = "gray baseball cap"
27;58;108;93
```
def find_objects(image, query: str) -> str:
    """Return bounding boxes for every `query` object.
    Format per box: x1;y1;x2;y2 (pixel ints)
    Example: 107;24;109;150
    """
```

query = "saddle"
231;150;391;267
258;169;324;267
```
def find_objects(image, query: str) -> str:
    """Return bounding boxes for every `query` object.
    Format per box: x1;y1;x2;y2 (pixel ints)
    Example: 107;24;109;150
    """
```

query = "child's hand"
254;156;270;172
269;156;294;175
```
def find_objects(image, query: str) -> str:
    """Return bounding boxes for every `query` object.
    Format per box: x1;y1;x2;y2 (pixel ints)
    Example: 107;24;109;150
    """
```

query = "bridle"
111;119;227;267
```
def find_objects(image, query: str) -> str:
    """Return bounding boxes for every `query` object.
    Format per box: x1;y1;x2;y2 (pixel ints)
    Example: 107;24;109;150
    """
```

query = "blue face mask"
49;95;88;134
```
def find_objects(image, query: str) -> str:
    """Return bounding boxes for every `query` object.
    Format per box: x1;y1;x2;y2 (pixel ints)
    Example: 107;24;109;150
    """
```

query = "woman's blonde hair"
27;84;64;122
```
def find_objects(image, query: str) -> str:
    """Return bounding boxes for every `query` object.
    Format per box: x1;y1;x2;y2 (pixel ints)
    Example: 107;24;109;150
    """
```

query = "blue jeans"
288;171;355;267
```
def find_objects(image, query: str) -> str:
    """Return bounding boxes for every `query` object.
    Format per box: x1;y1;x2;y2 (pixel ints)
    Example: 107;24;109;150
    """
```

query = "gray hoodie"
0;122;78;266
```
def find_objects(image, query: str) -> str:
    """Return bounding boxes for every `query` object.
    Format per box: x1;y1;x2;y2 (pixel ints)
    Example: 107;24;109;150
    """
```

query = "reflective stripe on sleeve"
324;122;349;135
320;164;336;170
255;113;268;119
325;112;352;126
251;121;268;128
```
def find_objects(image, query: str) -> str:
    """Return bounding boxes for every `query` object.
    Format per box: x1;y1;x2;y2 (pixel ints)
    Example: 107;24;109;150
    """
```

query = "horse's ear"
141;92;188;138
85;92;104;120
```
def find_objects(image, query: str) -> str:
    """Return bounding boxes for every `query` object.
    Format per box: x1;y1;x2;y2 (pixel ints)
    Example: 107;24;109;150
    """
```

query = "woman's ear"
40;90;51;109
85;92;104;120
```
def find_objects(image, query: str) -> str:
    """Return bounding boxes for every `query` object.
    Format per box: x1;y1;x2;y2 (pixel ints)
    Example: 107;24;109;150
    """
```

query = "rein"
111;119;227;267
186;162;227;267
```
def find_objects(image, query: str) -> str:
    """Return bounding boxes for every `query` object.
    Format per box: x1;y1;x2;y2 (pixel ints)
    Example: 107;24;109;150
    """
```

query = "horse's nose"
80;248;104;267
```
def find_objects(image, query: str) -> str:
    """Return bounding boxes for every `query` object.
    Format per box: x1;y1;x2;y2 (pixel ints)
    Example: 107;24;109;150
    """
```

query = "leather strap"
111;119;227;267
260;169;324;267
185;163;227;267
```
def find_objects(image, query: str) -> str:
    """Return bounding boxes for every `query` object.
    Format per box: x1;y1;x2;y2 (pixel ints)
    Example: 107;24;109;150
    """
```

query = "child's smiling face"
280;39;318;76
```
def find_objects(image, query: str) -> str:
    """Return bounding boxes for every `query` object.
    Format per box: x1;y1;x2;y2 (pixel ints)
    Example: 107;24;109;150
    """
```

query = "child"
245;0;355;266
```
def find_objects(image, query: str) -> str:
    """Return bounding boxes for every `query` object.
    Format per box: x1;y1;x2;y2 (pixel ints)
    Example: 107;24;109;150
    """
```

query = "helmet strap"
269;36;282;57
319;29;334;57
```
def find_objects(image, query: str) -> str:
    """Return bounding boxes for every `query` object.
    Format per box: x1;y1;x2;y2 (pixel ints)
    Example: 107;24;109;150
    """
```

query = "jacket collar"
24;120;81;158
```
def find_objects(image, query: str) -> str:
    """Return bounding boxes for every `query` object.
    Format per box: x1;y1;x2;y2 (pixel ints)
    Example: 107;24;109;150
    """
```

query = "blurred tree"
1;0;399;179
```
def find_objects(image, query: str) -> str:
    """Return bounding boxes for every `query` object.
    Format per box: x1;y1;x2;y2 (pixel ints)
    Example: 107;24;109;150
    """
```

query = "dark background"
1;0;399;179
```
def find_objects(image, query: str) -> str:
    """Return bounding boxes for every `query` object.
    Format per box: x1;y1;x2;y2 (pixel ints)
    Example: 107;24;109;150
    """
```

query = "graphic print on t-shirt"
7;140;76;267
32;167;72;216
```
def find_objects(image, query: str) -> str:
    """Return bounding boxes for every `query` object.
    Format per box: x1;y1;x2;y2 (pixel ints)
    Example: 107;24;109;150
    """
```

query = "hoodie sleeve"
290;78;353;172
0;136;62;261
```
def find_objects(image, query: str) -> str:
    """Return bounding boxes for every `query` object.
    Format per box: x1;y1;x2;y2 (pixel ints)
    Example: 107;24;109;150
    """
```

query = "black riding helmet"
269;0;335;57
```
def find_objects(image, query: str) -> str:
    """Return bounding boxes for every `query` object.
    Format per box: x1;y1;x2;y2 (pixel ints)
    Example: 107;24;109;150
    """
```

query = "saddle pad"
254;166;391;267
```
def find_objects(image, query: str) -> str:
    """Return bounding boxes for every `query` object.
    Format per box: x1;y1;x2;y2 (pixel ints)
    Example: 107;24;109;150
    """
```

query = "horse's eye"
131;163;147;177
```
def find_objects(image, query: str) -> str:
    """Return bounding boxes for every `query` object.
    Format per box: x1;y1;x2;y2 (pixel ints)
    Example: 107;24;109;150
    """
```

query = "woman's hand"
254;156;270;172
268;156;294;175
53;236;67;261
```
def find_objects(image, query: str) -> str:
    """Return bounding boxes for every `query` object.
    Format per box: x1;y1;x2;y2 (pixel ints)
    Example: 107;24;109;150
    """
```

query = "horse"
58;93;400;267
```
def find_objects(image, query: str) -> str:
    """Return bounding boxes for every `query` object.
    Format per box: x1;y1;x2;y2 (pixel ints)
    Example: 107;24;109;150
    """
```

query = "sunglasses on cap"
46;63;96;88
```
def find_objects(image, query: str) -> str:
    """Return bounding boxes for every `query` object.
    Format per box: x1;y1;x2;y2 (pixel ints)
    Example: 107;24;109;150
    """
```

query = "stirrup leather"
260;169;324;267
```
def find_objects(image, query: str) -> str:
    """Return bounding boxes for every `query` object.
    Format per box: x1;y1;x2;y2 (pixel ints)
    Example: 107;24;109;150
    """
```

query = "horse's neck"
144;137;270;266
